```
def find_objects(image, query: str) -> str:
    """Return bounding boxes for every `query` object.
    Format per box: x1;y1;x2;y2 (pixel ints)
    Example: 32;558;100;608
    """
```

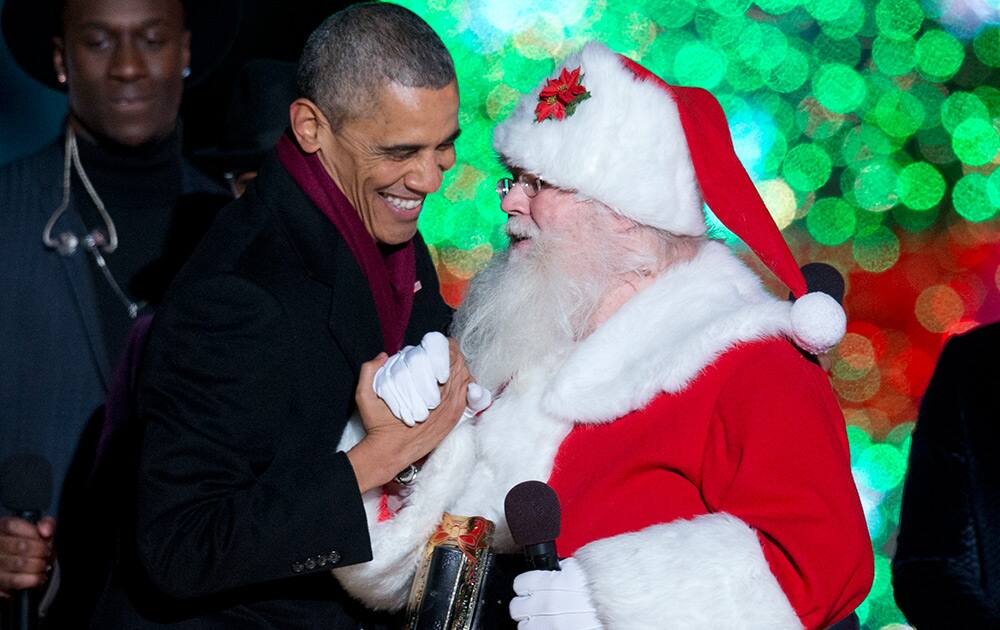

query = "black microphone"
794;262;846;304
0;453;53;630
504;480;561;571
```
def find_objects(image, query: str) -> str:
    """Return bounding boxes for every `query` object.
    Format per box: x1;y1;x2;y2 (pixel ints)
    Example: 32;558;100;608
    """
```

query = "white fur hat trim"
493;42;706;236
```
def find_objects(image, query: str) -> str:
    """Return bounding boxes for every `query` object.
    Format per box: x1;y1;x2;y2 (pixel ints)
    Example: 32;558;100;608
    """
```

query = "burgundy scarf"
277;135;415;354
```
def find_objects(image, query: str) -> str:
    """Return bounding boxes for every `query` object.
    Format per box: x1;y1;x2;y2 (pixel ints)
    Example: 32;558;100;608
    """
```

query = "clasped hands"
373;332;491;426
350;333;481;493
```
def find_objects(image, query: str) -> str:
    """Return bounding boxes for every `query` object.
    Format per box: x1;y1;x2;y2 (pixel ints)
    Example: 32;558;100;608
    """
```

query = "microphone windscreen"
505;480;560;546
0;453;53;514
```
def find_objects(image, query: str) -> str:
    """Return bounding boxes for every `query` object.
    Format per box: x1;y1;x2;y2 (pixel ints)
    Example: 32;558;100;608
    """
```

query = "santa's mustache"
505;217;540;242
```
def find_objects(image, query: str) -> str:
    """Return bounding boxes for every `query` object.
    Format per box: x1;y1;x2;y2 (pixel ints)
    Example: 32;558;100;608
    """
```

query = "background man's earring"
57;72;67;84
182;67;191;79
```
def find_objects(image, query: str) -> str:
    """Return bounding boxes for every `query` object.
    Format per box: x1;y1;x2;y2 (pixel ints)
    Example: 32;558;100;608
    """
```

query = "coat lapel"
258;155;384;371
326;243;384;371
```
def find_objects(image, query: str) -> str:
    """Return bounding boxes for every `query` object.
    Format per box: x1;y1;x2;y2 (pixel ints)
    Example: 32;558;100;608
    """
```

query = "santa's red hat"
493;42;845;355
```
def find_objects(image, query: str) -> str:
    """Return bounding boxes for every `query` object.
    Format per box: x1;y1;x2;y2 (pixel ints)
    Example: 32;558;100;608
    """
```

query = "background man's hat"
494;42;847;355
193;58;297;173
1;0;242;91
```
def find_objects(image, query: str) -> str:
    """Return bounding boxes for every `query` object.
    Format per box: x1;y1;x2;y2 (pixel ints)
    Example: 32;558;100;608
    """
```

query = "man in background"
0;0;236;610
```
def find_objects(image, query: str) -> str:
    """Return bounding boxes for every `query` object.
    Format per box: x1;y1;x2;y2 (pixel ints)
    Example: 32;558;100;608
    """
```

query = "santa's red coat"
334;242;874;629
548;339;871;629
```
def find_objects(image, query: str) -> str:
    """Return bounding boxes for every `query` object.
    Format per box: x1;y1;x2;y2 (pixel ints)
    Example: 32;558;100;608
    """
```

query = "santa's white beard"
452;214;648;391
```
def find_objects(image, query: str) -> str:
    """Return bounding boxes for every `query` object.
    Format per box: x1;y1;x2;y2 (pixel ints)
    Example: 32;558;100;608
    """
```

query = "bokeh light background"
400;0;1000;627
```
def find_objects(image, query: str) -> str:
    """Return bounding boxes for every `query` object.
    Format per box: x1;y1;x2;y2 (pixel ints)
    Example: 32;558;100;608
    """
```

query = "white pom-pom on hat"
790;292;847;355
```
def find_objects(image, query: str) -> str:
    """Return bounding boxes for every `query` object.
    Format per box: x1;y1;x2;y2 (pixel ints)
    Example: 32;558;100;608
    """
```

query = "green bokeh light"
915;30;965;81
857;444;907;492
872;36;916;76
941;91;989;133
765;45;810;93
973;26;1000;67
812;63;867;114
675;40;728;88
806;198;857;245
853;160;900;211
874;0;924;40
897;162;946;210
951;118;1000;166
953;172;1000;222
782;143;833;191
818;0;866;40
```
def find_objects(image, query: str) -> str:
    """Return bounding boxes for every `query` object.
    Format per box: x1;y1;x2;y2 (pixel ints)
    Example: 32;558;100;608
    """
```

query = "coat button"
292;562;304;574
328;551;341;565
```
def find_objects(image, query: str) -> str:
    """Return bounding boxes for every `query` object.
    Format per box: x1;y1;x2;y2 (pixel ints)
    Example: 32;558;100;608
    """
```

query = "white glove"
374;332;494;427
509;557;603;630
373;332;450;426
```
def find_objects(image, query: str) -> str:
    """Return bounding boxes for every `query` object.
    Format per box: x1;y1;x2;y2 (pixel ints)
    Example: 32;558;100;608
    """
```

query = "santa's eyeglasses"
496;173;547;200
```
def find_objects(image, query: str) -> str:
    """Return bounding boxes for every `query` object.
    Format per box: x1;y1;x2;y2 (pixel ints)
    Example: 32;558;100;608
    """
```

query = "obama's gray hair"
297;3;456;129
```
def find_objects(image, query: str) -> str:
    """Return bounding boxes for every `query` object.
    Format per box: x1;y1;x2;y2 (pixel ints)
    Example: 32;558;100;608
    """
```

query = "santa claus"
336;41;873;629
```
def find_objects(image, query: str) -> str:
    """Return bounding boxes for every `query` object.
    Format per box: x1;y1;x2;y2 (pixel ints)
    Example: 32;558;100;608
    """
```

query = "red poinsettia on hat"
535;66;591;122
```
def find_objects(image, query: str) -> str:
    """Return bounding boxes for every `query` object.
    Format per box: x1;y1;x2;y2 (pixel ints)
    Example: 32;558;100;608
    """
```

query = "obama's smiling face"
312;80;460;245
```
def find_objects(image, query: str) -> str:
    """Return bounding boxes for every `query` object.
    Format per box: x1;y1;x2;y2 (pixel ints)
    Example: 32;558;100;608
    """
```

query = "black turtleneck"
71;129;185;366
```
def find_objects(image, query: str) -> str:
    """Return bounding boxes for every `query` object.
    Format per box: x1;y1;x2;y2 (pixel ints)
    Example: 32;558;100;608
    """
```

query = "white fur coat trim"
493;41;706;236
333;418;478;611
448;363;572;552
543;241;794;423
574;513;803;629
